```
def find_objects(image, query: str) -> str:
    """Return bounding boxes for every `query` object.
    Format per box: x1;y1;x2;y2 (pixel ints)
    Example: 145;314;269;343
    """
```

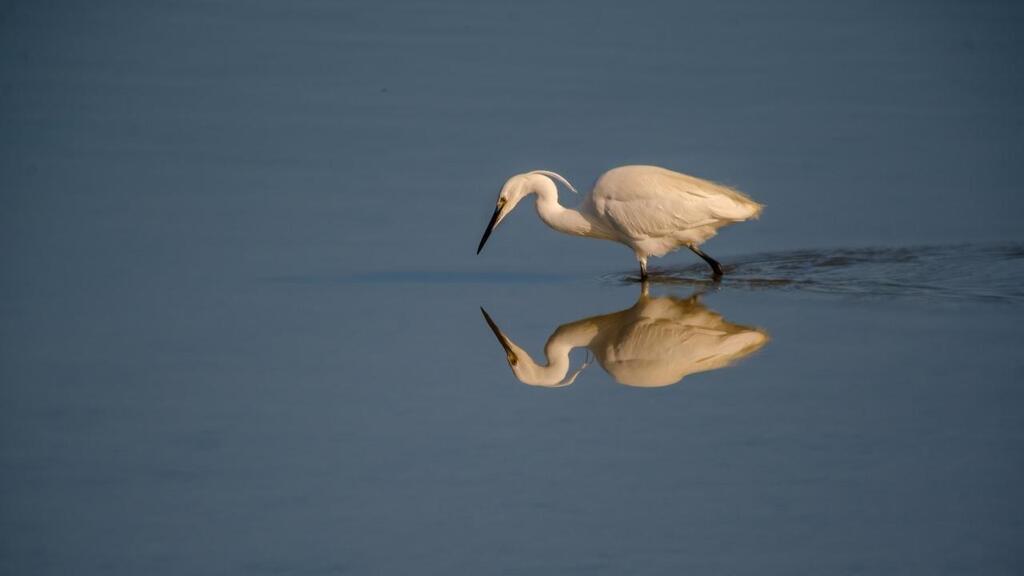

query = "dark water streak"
610;243;1024;304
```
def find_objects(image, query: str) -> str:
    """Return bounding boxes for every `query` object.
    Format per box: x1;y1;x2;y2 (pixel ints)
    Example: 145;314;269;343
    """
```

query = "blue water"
620;243;1024;302
2;1;1023;574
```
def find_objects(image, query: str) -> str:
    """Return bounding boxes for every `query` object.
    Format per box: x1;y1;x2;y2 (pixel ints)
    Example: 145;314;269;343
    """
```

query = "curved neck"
526;174;603;237
516;339;576;387
507;320;601;388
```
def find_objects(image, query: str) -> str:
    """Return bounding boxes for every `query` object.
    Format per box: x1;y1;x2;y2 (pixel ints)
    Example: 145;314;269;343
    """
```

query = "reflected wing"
596;295;769;387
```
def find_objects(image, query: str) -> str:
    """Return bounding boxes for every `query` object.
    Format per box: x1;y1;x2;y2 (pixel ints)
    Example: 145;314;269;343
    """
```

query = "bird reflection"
481;285;768;388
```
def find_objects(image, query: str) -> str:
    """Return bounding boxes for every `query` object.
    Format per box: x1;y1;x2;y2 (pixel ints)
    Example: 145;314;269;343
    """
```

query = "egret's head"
477;170;577;254
476;174;530;254
480;308;589;388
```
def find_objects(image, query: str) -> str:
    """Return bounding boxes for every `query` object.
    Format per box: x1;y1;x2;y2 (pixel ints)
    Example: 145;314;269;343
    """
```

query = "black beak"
477;203;503;254
480;307;517;366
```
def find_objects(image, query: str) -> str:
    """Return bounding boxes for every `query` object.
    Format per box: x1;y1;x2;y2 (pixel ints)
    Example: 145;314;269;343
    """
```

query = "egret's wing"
590;166;761;240
599;296;769;387
596;193;718;240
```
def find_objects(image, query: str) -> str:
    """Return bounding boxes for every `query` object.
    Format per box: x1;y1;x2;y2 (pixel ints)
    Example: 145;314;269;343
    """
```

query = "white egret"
477;165;763;278
481;286;769;388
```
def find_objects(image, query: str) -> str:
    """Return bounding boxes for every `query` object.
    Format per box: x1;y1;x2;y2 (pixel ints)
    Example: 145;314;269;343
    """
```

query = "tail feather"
697;178;763;222
707;192;763;222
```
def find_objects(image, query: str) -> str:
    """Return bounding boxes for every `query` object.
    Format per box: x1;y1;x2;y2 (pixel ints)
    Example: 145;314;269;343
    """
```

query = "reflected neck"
509;321;600;387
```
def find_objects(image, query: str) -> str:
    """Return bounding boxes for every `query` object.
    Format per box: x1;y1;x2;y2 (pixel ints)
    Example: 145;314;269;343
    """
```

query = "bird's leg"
639;257;648;282
689;246;723;277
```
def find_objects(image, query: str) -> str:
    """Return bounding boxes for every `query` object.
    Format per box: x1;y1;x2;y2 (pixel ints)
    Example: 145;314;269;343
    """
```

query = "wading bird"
477;165;762;279
480;285;769;388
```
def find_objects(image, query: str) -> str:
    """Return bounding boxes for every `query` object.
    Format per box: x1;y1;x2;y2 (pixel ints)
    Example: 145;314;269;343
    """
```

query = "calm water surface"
2;1;1023;574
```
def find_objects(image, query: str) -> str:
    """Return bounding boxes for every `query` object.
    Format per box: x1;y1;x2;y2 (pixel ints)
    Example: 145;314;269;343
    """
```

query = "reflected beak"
476;201;504;254
480;307;517;366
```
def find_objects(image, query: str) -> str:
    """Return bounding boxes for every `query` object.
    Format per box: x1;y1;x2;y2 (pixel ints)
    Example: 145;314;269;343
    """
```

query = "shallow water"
2;0;1024;574
618;243;1024;303
7;243;1023;575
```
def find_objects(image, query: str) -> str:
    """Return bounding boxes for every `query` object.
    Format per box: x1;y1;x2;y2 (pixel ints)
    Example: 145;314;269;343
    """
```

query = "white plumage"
481;289;769;388
477;165;762;278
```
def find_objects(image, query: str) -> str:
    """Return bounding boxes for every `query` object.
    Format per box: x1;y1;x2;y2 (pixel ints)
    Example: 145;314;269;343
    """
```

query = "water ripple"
606;243;1024;303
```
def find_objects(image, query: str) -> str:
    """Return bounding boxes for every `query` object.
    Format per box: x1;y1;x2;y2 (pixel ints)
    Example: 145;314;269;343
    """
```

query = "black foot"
690;246;724;278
